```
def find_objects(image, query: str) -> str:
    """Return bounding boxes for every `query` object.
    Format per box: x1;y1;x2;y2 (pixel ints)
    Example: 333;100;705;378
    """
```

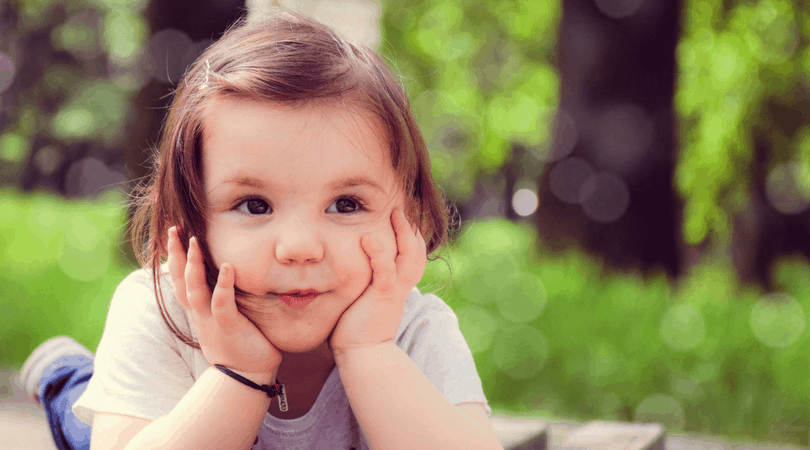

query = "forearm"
124;366;273;450
335;342;502;450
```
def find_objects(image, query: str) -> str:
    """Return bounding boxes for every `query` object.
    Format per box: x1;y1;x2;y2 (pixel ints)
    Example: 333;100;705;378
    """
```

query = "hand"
328;207;427;357
167;226;282;378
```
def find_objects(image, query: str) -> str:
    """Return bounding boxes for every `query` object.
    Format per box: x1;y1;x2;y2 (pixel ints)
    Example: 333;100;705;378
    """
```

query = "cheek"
335;231;370;269
208;232;268;288
209;236;250;267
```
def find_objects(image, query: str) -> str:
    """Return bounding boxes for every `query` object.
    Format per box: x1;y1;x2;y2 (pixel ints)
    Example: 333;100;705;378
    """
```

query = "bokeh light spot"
52;108;95;139
765;163;810;215
0;133;31;163
147;28;195;84
34;146;62;174
512;188;539;217
660;304;706;351
493;324;548;380
496;271;547;323
0;52;15;93
52;12;99;59
750;293;806;348
104;11;149;63
57;217;111;281
549;157;595;204
65;157;125;198
580;172;631;223
635;394;685;430
456;305;497;354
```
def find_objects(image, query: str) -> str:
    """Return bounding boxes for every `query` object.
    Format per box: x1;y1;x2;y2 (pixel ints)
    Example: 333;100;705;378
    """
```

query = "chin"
259;325;335;354
274;338;329;354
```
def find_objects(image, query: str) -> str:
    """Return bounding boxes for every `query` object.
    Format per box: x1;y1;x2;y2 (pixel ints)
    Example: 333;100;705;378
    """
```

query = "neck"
276;342;336;384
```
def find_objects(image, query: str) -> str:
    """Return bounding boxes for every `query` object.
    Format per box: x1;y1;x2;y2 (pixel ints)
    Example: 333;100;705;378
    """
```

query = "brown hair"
129;11;454;349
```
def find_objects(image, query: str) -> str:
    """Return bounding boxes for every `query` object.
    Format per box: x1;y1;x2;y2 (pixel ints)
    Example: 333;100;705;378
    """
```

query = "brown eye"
336;198;357;213
328;197;362;214
239;199;270;215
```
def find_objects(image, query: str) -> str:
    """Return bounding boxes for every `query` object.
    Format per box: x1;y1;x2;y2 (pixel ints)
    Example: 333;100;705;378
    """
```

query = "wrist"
333;340;396;366
214;364;289;413
214;365;277;386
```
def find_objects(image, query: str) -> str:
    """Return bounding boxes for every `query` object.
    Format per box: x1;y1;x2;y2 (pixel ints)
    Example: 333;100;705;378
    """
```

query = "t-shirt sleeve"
73;269;196;425
395;288;491;415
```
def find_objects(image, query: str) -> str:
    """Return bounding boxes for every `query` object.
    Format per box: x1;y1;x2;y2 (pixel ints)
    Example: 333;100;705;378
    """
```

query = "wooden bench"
491;414;807;450
491;415;664;450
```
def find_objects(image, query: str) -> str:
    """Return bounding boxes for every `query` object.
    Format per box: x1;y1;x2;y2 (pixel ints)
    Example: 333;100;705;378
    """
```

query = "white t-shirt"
73;267;489;449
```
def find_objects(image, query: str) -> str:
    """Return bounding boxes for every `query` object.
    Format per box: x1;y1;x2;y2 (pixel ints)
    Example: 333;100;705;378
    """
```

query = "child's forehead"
200;95;388;157
198;95;401;189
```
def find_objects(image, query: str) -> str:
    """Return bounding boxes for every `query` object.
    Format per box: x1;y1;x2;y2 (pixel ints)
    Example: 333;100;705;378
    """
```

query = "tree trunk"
535;0;683;278
123;0;246;190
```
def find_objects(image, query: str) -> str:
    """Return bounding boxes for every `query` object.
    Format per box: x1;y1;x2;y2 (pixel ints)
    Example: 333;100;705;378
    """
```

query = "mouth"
273;289;324;309
276;289;322;296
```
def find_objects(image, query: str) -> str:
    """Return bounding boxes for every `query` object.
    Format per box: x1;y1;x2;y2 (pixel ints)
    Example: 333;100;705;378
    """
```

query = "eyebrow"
221;175;388;194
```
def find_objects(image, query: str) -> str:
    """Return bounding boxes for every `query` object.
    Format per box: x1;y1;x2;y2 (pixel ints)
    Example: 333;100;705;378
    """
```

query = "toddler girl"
20;10;500;450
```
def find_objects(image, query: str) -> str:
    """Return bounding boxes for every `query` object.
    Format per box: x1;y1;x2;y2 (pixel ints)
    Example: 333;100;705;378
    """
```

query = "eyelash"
234;195;367;216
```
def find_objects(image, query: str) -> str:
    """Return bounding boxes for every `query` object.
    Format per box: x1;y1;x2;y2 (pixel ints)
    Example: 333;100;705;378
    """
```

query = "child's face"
201;97;405;354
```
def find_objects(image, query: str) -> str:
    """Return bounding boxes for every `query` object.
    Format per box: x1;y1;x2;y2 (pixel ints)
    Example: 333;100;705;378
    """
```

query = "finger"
211;263;239;329
403;221;426;285
415;228;427;274
362;234;396;296
392;207;418;261
167;227;190;311
185;236;213;316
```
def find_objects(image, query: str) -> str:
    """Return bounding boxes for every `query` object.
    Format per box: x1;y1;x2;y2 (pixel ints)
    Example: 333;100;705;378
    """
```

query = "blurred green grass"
3;189;810;446
425;220;810;446
0;188;135;364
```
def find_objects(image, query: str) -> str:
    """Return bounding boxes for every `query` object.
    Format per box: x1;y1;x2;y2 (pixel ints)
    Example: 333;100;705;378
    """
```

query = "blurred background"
2;0;810;446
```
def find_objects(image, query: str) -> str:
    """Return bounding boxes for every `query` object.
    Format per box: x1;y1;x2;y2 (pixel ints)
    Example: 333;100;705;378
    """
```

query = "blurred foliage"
0;189;134;363
0;0;149;185
675;0;810;246
4;189;810;445
424;218;810;446
379;0;561;200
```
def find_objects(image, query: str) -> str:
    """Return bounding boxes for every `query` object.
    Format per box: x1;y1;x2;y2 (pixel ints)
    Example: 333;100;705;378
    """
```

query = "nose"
274;223;324;265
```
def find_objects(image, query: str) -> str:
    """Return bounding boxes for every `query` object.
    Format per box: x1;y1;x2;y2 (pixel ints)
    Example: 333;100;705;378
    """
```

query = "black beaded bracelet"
214;364;288;411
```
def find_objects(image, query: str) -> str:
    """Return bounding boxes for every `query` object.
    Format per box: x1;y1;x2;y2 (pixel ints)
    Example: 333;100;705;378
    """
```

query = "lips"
276;289;321;296
274;289;323;309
